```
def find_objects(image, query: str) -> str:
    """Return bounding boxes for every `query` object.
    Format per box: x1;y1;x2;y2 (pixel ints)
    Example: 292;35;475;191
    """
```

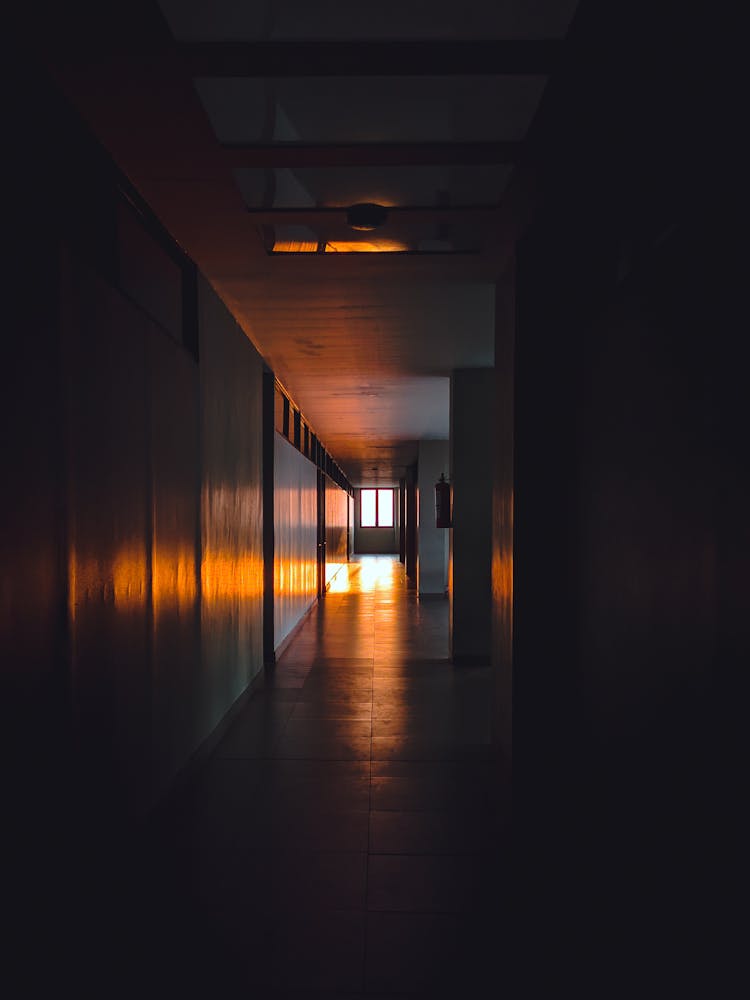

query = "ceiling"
39;0;579;485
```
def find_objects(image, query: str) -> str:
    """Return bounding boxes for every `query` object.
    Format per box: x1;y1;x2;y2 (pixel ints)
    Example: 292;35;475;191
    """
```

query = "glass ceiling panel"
160;1;579;42
194;75;547;145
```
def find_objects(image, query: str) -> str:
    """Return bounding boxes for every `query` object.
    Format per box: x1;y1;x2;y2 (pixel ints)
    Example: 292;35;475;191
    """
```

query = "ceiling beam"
246;205;501;225
223;140;521;167
179;40;560;77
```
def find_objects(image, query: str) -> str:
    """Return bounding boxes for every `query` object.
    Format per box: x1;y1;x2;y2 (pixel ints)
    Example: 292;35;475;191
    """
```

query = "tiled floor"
143;556;503;997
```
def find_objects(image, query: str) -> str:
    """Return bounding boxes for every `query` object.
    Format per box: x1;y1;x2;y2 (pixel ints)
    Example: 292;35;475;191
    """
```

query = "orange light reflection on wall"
68;545;149;621
152;546;197;612
274;557;318;598
68;544;266;622
201;550;263;602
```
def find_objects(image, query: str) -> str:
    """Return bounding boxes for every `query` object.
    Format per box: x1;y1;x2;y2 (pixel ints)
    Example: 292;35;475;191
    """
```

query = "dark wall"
502;1;741;989
491;268;514;804
450;369;494;662
3;74;264;835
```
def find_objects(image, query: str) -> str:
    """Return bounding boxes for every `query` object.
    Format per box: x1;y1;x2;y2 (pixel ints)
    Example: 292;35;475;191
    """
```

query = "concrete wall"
416;440;449;595
450;370;495;661
274;434;317;650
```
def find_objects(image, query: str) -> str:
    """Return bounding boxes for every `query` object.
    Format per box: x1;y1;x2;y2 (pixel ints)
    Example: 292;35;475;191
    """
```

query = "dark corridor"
38;558;501;997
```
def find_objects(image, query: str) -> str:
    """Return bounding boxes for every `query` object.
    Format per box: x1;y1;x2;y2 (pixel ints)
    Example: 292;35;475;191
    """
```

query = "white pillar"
417;440;449;595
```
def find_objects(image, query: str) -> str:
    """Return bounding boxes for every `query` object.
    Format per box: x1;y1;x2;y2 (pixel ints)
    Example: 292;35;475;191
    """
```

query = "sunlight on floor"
326;556;402;594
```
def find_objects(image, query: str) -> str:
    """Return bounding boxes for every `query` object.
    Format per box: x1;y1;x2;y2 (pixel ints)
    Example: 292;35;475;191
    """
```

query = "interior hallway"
138;556;501;996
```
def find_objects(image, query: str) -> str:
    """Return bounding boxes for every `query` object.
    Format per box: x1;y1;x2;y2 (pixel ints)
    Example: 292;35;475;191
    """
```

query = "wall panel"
199;277;264;734
274;433;317;648
450;369;494;661
62;254;152;818
149;327;200;801
325;477;348;586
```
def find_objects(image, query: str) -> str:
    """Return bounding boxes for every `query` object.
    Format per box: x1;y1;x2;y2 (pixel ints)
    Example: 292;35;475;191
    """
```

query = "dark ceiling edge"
223;140;522;167
267;250;481;257
248;205;502;223
179;39;561;77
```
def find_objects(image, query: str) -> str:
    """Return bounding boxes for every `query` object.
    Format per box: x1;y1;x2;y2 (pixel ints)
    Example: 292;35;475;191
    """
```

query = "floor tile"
369;810;493;854
235;807;370;852
141;556;501;996
365;911;464;993
272;735;372;761
367;853;488;912
370;774;492;813
283;718;372;740
290;700;372;720
371;735;492;762
268;909;366;993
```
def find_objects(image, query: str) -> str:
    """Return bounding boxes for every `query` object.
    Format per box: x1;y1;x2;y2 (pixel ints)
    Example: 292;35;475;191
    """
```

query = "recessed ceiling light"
346;203;388;232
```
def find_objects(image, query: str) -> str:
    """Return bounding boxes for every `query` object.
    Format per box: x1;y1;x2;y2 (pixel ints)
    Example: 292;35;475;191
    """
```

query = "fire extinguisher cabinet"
435;474;451;528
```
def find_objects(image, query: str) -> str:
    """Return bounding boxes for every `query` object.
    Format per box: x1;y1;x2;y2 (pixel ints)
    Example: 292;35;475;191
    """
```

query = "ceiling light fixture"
346;203;388;231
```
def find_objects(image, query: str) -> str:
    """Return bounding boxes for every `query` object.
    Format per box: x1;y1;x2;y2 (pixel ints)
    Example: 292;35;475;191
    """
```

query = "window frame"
360;488;394;528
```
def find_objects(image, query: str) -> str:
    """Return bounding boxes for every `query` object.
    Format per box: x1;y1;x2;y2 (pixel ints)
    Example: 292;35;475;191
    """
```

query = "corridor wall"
274;434;318;650
199;277;264;764
4;76;265;824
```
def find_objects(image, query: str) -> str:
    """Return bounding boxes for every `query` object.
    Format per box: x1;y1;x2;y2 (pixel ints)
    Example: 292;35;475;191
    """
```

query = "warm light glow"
201;549;264;602
324;240;409;253
357;556;400;593
324;557;400;595
271;239;410;253
272;240;319;253
68;544;148;620
152;546;197;612
326;564;353;593
274;555;318;598
491;492;514;609
325;562;346;587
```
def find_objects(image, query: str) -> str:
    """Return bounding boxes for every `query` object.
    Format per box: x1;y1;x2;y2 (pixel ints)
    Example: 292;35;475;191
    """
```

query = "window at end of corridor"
361;488;394;528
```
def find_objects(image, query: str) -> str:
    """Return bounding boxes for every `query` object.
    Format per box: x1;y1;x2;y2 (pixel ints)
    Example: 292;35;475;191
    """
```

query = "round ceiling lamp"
346;203;388;231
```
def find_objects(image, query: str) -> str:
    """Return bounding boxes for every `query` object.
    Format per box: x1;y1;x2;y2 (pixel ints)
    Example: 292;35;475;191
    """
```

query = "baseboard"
272;594;319;662
148;664;267;824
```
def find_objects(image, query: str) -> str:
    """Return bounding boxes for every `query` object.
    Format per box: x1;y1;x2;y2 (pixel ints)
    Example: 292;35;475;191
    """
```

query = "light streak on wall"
274;433;318;649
